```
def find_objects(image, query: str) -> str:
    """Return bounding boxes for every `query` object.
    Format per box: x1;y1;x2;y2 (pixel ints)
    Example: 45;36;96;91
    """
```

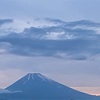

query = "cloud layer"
0;18;100;60
0;19;13;26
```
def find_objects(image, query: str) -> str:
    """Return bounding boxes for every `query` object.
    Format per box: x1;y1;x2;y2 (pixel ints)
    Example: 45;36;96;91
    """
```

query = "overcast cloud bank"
0;18;100;60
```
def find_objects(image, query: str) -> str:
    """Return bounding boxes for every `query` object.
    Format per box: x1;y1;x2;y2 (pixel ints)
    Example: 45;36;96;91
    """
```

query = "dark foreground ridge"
0;73;99;100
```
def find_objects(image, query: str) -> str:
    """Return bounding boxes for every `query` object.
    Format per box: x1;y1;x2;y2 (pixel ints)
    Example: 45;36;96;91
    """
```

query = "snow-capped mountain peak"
26;73;53;82
1;73;96;100
5;73;54;92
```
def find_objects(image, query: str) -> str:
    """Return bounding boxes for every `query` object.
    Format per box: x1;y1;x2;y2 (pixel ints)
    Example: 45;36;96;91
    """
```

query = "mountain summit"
0;73;96;100
6;73;55;92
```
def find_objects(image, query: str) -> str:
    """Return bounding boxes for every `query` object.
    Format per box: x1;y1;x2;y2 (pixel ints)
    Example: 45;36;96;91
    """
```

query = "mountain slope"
0;73;96;100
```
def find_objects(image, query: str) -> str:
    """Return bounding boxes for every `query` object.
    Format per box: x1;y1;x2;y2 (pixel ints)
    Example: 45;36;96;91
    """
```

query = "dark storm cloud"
0;19;100;60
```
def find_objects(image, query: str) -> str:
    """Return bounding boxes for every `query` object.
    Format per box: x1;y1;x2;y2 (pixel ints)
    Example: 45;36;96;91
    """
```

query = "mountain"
0;73;97;100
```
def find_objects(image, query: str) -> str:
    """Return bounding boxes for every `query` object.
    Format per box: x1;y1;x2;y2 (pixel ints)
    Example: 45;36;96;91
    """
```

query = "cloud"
0;19;13;26
44;18;65;24
0;19;100;60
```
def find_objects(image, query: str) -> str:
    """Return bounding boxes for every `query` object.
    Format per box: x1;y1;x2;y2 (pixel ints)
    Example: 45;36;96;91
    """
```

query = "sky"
0;0;100;95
